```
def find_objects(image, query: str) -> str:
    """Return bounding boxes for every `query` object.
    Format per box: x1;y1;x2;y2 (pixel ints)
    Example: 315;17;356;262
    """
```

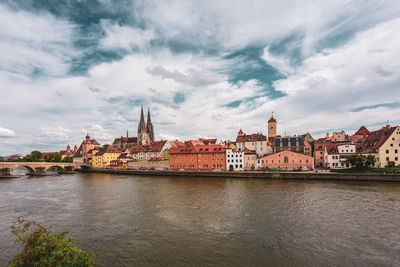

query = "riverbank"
77;168;400;182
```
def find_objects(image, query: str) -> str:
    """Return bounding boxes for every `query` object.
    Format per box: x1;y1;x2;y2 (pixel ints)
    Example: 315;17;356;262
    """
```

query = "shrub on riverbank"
8;218;98;267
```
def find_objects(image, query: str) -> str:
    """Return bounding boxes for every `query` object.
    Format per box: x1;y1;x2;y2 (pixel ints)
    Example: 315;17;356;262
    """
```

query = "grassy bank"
330;168;400;174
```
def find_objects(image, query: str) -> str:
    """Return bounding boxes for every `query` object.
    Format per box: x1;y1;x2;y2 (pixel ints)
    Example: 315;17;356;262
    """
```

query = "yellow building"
92;145;121;168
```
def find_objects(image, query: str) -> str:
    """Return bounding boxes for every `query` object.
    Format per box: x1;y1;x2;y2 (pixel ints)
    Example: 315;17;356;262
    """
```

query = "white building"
326;143;356;169
226;149;244;171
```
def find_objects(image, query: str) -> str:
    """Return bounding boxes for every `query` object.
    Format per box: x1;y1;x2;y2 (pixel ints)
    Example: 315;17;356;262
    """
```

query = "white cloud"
99;20;154;51
0;127;16;137
41;126;71;140
87;125;113;142
0;4;75;76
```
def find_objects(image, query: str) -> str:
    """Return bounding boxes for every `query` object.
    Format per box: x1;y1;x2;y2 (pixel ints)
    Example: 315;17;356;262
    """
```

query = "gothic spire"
147;108;155;142
138;105;146;134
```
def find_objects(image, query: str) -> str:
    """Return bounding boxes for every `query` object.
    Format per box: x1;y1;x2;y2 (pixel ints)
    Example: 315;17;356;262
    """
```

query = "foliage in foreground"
8;218;98;267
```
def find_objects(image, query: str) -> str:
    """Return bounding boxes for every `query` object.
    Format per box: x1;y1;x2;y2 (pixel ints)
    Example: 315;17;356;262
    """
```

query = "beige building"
363;125;400;167
244;148;257;170
127;159;169;170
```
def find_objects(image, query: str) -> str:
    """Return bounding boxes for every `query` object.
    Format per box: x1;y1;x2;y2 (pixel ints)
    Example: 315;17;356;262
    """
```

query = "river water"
0;172;400;266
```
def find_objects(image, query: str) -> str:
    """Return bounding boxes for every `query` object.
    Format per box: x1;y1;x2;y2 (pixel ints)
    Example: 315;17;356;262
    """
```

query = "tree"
345;154;376;169
8;218;98;267
24;151;42;162
365;155;376;168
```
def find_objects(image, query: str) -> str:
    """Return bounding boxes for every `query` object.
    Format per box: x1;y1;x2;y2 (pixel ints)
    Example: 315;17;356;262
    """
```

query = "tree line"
0;151;73;163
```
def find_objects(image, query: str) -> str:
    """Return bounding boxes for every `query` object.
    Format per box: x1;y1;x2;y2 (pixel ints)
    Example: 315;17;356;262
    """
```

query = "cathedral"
137;106;154;145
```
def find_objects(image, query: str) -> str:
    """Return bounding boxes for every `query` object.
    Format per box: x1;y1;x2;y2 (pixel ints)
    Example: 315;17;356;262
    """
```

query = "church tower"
146;108;154;142
268;113;277;140
137;106;152;145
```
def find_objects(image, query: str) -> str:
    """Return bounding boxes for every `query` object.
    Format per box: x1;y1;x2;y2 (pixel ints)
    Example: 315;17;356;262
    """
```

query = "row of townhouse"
314;125;400;169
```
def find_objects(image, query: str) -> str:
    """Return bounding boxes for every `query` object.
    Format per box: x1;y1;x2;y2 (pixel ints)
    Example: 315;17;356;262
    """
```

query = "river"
1;172;400;266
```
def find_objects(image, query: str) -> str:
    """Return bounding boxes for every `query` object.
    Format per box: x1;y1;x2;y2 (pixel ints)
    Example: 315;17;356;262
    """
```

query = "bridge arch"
12;166;35;175
46;165;65;174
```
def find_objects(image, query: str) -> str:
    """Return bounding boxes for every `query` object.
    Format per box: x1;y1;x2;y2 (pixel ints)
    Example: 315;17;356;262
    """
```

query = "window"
306;159;309;163
299;159;302;164
395;150;398;154
212;164;215;168
278;160;281;163
395;157;398;161
386;150;389;154
386;157;389;161
272;160;274;163
284;156;289;163
391;144;394;147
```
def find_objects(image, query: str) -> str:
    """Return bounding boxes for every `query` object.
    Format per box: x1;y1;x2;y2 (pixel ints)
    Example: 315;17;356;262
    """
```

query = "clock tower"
268;113;277;140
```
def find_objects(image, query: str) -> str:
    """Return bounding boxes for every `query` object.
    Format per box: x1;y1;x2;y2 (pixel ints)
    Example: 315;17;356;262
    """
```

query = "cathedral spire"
147;108;154;142
138;106;146;134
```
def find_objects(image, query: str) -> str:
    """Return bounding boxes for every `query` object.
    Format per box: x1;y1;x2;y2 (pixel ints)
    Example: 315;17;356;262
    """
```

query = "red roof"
149;140;167;152
169;140;225;154
362;126;396;153
268;115;277;123
236;133;267;143
355;126;370;136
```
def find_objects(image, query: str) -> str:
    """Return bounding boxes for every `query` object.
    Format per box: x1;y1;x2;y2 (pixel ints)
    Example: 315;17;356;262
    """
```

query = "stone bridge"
0;162;80;177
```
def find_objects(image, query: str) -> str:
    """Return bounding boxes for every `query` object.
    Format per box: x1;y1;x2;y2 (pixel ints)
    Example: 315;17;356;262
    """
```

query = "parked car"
149;167;155;170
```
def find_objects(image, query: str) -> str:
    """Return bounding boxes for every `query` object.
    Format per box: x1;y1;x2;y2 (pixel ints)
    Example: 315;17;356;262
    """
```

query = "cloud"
99;20;154;51
40;126;71;141
0;4;75;77
1;0;400;155
87;125;113;141
0;127;16;137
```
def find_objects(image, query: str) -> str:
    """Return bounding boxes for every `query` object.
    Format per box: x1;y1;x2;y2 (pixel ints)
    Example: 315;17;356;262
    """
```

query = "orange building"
259;151;314;170
169;140;226;171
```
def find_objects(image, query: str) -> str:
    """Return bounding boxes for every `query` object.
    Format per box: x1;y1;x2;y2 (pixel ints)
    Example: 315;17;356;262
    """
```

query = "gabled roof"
268;115;277;123
149;140;167;152
355;126;370;136
362;126;397;153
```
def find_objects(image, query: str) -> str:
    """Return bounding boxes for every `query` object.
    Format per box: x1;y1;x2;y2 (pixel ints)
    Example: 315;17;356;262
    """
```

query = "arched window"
284;156;289;164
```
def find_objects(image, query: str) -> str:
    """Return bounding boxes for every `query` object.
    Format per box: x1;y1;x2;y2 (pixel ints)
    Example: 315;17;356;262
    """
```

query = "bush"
8;218;98;267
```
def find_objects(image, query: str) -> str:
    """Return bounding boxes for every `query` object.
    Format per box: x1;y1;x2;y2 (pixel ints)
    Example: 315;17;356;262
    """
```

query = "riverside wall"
77;168;400;182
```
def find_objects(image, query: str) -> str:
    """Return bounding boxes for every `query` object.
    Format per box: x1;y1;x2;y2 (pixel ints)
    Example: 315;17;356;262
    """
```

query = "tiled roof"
95;145;121;156
268;115;277;123
362;126;397;153
149;140;167;152
169;140;225;154
236;133;267;142
355;126;370;136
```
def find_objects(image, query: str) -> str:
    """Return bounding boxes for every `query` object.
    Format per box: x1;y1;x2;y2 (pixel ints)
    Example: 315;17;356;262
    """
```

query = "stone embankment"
77;168;400;182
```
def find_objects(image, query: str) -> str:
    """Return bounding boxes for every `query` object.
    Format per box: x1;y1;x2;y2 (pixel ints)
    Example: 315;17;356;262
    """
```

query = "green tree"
8;218;98;267
346;154;375;169
365;155;376;168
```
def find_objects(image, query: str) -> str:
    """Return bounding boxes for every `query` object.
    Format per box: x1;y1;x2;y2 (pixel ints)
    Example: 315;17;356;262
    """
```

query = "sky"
0;0;400;156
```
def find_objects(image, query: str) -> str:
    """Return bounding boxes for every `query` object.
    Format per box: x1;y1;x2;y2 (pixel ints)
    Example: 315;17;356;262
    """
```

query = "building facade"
236;130;270;156
258;151;314;170
226;149;244;171
169;140;226;171
92;145;121;168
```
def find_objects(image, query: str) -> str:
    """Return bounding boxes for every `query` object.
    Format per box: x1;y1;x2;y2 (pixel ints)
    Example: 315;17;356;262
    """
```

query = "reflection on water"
0;173;400;266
